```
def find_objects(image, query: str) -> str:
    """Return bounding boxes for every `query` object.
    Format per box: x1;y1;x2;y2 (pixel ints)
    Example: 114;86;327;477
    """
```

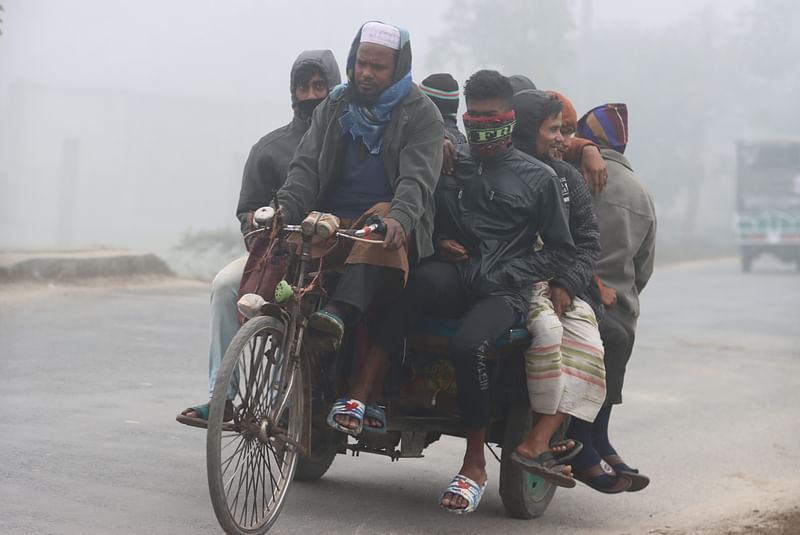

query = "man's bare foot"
514;439;575;476
333;413;361;431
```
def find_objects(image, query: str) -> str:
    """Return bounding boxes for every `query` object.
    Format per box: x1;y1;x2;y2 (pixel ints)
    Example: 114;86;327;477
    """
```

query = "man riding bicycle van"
273;21;443;438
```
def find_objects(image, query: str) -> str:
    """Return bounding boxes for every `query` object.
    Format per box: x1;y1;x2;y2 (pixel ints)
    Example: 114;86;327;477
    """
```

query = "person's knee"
599;317;630;349
528;312;563;347
211;266;243;305
405;264;447;301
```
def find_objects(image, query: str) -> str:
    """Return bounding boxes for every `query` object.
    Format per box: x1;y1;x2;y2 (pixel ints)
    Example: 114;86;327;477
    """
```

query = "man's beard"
352;85;380;106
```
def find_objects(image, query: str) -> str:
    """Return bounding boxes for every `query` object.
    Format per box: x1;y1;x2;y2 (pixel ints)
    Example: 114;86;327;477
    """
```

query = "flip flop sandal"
510;450;577;488
175;400;234;429
551;439;584;465
603;454;650;492
573;461;632;494
362;404;387;434
326;397;365;437
309;310;345;342
439;474;487;515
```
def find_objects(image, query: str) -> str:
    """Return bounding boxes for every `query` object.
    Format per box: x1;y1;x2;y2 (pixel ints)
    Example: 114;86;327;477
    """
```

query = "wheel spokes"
212;321;300;531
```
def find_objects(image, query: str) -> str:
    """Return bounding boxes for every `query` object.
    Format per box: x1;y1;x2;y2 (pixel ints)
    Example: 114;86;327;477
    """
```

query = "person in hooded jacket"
566;102;656;493
274;22;443;387
176;49;341;427
509;90;631;492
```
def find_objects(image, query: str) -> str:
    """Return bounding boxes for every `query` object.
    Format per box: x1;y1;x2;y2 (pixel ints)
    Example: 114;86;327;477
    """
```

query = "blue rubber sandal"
363;404;387;434
326;397;365;437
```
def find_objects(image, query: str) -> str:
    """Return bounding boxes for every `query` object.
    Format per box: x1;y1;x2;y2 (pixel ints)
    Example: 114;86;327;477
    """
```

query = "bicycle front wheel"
207;315;304;535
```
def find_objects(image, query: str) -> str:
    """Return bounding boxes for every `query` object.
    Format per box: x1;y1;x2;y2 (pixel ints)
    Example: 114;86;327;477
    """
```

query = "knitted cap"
508;74;537;95
420;73;460;116
577;103;629;154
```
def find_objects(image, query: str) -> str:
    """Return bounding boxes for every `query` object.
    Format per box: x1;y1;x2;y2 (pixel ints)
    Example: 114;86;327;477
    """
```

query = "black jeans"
598;310;635;405
376;261;517;429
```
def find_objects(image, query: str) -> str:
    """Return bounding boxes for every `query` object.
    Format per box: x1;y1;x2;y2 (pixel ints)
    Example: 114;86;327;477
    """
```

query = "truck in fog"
736;139;800;272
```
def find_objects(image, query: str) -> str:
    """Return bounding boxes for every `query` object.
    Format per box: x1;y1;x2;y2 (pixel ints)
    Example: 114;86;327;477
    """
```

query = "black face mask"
294;97;325;120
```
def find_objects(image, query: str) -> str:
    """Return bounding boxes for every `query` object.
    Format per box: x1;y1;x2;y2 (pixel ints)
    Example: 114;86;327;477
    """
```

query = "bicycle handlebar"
247;207;385;243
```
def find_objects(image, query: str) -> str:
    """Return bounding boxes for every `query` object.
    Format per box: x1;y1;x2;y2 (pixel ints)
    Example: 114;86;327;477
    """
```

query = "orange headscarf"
546;90;577;133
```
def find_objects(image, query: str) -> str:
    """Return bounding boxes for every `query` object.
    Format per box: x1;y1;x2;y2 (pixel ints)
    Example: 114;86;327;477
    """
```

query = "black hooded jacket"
512;90;603;314
235;50;341;236
435;144;576;317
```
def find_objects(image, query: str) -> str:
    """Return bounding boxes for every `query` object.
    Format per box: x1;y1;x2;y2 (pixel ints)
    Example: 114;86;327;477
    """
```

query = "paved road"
1;259;799;535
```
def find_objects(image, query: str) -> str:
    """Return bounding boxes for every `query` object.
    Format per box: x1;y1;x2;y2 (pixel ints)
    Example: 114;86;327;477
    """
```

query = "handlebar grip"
364;215;387;235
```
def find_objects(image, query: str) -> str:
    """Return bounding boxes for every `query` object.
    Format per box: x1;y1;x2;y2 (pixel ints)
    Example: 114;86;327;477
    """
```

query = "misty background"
1;0;798;277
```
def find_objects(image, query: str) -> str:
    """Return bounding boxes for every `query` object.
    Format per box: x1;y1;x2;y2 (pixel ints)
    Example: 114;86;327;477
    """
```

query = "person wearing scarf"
567;102;656;492
274;21;443;428
510;90;630;493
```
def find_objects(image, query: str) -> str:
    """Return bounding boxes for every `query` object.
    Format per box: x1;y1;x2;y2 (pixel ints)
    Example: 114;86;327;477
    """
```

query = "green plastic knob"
274;280;293;303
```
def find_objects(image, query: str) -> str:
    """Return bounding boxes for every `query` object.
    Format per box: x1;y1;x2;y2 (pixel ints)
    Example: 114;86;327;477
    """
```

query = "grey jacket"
593;149;656;324
276;87;444;259
236;50;341;236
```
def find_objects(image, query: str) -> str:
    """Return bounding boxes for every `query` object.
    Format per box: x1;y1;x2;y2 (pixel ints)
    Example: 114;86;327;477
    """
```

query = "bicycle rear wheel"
207;315;304;535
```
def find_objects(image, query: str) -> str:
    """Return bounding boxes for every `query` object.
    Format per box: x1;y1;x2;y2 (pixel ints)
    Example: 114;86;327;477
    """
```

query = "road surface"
1;259;798;534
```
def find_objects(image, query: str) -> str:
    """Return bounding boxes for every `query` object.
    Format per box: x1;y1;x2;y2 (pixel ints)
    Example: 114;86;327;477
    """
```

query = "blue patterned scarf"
331;71;414;154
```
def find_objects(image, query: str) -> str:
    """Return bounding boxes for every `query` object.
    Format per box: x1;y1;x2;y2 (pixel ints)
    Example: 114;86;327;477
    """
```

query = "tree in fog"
432;0;575;85
736;0;800;134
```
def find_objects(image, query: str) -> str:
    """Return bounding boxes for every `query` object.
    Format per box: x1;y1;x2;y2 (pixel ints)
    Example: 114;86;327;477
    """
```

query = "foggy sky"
0;0;756;254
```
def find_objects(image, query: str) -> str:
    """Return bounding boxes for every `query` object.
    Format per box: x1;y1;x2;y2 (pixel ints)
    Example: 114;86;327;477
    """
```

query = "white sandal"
439;474;487;514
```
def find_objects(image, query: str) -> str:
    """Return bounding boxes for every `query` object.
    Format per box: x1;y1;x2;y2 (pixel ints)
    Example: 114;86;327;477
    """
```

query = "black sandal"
603;454;650;492
573;461;632;494
551;439;583;464
510;450;576;488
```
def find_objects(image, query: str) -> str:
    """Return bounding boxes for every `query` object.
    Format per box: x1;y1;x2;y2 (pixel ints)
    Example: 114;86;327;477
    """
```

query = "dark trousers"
598;310;635;405
376;261;517;429
331;264;396;314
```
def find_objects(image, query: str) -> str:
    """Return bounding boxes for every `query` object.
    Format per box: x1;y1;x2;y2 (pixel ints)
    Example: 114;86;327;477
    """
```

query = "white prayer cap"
359;22;401;50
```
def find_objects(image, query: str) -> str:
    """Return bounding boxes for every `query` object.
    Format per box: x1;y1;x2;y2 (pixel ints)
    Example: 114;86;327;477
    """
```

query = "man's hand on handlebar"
382;217;406;250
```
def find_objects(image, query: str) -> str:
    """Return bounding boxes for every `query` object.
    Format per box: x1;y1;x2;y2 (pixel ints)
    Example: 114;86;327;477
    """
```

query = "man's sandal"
603;454;650;492
551;439;583;464
363;404;387;434
510;450;577;488
439;474;488;514
573;461;632;494
176;400;234;429
326;397;365;437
